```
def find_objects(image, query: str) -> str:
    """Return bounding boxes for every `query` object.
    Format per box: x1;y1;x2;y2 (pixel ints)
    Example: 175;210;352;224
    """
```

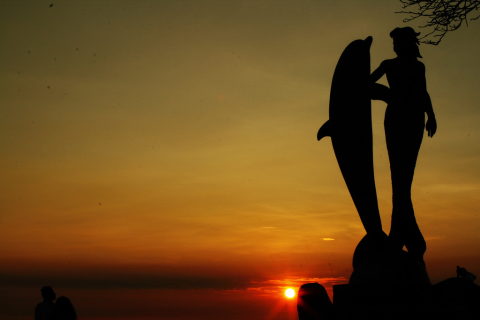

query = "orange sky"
1;1;480;318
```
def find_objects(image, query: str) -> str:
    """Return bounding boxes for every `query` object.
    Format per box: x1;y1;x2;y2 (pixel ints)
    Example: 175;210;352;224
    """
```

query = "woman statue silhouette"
370;27;437;264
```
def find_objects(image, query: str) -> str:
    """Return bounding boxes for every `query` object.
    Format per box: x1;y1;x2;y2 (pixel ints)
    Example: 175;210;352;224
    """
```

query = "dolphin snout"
364;36;373;49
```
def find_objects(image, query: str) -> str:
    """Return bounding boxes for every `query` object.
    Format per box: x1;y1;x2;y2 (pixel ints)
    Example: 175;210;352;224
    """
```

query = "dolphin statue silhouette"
317;36;389;235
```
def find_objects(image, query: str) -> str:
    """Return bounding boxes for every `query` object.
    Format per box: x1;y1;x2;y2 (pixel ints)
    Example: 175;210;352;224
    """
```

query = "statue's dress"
381;57;427;261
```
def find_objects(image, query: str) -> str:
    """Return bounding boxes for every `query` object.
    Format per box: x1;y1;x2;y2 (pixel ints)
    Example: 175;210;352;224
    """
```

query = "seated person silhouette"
35;286;56;320
370;27;437;264
55;296;77;320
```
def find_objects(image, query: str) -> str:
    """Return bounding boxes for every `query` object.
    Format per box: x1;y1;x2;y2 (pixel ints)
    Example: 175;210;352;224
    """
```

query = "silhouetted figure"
35;286;56;320
317;37;386;236
370;27;437;264
297;283;333;320
317;37;392;268
54;296;77;320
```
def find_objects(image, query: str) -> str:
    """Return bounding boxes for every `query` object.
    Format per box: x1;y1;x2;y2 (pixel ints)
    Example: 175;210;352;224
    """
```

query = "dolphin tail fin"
317;120;332;141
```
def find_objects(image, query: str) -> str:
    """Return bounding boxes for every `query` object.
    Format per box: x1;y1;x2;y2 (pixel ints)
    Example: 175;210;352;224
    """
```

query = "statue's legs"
384;106;426;262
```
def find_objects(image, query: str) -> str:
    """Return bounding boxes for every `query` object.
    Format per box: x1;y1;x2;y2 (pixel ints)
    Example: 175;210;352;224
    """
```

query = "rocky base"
350;249;431;287
298;235;480;320
298;278;480;320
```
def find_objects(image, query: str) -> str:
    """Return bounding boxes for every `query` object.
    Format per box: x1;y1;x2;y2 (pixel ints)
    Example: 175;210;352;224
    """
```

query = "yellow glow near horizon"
285;288;295;298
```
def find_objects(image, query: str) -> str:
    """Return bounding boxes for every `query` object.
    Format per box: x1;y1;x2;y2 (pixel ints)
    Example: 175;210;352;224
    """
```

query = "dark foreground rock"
298;247;480;320
350;247;431;287
298;279;479;320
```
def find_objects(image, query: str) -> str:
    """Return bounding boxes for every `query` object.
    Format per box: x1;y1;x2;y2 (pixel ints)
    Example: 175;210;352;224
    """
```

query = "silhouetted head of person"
390;27;422;58
40;286;56;301
56;296;77;320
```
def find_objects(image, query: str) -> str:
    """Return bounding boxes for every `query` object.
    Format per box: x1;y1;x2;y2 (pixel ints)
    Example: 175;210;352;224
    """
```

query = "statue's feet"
389;225;426;265
405;233;426;266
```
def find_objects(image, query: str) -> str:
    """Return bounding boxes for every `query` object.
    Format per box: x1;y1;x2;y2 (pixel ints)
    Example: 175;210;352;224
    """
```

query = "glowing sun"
285;288;295;298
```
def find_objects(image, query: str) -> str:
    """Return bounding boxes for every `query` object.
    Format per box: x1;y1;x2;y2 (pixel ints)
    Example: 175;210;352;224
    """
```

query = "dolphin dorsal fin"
317;120;332;141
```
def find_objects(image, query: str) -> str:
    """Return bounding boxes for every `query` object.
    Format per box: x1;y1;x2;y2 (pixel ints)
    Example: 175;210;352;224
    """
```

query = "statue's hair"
390;27;422;58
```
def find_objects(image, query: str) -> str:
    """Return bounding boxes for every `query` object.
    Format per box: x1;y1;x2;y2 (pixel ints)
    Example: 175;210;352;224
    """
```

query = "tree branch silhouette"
398;0;480;45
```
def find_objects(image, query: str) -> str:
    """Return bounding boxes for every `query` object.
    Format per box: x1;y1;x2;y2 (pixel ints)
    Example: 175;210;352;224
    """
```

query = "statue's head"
390;27;422;58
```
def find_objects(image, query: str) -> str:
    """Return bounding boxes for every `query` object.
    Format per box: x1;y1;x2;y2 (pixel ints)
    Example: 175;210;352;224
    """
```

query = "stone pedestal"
298;235;480;320
350;249;431;287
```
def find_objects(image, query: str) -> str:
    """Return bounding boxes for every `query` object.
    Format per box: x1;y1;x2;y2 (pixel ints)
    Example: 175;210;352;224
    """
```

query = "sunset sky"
1;1;480;319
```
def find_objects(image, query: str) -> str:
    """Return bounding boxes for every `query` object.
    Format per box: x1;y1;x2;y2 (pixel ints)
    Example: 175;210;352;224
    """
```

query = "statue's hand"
426;116;437;138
